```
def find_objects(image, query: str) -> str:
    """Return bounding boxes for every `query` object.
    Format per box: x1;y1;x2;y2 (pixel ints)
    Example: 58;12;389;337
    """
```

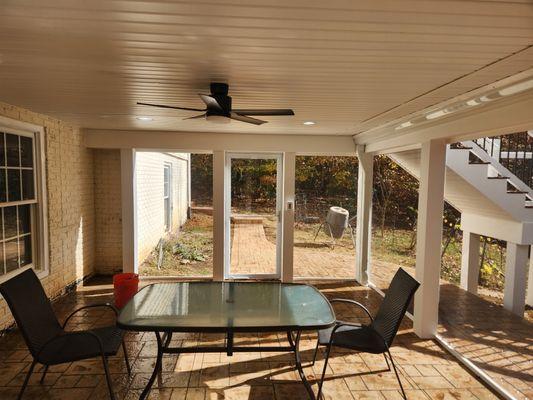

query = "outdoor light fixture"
498;79;533;96
303;121;316;125
394;77;533;131
425;109;450;120
394;121;413;130
136;116;153;121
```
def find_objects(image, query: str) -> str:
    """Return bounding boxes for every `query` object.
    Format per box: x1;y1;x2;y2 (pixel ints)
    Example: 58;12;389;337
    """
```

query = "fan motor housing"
210;82;229;95
210;96;232;116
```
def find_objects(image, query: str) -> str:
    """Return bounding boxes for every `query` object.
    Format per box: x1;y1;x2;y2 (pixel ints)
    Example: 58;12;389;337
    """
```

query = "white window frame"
163;162;172;232
0;116;49;283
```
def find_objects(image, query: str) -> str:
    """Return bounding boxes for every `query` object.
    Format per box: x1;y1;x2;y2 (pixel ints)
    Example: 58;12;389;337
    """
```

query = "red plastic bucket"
113;273;139;309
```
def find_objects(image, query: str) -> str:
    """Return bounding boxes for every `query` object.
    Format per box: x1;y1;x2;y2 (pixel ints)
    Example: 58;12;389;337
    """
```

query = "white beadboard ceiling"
0;0;532;135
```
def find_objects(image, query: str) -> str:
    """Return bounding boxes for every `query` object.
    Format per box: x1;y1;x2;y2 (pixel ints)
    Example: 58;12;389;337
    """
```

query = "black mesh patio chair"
315;268;419;400
0;269;131;400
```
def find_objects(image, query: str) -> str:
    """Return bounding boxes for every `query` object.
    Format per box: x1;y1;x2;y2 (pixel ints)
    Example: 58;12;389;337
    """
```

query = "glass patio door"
224;153;282;279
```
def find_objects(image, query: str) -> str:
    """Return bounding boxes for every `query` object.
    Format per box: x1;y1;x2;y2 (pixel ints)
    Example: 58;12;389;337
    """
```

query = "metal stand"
139;330;317;400
313;220;356;250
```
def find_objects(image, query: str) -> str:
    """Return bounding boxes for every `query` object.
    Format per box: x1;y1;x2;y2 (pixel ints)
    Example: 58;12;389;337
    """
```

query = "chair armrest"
330;298;374;322
62;303;118;329
328;322;390;353
36;330;104;362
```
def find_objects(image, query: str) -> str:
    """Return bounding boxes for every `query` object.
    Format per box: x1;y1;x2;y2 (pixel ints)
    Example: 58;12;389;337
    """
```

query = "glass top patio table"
117;281;335;332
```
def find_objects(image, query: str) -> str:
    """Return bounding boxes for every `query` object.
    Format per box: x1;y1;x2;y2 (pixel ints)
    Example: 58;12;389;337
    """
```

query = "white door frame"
224;152;283;280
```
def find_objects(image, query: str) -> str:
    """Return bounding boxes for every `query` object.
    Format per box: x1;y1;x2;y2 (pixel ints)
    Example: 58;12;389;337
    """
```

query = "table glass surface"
117;282;335;331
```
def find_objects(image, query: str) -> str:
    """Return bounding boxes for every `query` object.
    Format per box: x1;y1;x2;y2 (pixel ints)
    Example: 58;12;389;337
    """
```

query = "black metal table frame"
139;329;316;400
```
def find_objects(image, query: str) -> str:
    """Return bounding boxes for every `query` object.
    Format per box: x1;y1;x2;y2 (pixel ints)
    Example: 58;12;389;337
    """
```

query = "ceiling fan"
137;82;294;125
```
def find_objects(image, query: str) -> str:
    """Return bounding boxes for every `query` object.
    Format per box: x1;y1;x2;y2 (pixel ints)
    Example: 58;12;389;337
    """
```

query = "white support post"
504;242;529;316
282;153;295;282
355;146;373;285
527;246;533;308
121;149;138;274
460;232;480;294
413;140;446;338
212;150;226;281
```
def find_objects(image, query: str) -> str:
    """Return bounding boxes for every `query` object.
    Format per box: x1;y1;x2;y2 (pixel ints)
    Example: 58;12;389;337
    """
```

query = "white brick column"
212;150;226;281
527;246;533;308
413;140;446;338
460;231;480;294
355;145;373;285
120;149;138;273
504;242;529;316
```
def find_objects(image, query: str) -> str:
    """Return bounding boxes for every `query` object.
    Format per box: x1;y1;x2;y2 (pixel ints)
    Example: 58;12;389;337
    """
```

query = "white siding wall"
136;152;189;263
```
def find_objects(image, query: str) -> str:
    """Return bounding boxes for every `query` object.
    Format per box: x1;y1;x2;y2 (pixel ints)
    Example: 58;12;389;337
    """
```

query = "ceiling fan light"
136;116;153;121
303;121;315;125
206;114;230;124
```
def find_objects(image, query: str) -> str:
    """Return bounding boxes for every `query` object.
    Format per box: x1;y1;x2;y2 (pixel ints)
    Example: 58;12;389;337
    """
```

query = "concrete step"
231;214;264;224
191;206;213;216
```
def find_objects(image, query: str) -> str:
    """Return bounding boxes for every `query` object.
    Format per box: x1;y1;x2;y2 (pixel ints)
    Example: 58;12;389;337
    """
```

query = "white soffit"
0;1;532;135
355;67;533;149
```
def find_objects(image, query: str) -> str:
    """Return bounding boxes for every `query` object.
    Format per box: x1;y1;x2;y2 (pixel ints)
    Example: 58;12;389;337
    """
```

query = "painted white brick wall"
0;101;95;329
94;150;122;275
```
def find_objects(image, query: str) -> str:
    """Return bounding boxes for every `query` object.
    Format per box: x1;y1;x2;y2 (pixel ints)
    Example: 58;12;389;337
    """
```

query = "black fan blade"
137;102;205;112
183;113;206;120
199;94;223;111
230;112;267;125
231;109;294;116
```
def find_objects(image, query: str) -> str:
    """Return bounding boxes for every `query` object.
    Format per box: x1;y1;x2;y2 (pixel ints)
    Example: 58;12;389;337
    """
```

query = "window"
0;127;46;280
163;164;171;231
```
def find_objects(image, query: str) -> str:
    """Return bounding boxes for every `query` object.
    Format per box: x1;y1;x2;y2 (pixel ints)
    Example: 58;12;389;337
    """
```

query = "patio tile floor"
0;278;500;399
370;267;533;400
230;221;532;399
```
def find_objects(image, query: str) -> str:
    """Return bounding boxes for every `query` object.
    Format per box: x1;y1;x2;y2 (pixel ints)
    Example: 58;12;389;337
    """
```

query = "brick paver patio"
0;279;499;400
230;218;354;278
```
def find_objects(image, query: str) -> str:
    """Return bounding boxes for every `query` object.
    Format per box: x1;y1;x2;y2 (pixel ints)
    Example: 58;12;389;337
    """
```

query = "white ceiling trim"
84;129;356;155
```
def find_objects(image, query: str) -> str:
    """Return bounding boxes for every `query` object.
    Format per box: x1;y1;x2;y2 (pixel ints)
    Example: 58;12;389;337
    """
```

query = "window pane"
19;235;32;267
4;206;17;238
6;134;19;167
20;136;33;167
7;169;21;202
22;170;34;200
18;205;31;234
0;133;5;167
5;239;18;273
0;168;6;203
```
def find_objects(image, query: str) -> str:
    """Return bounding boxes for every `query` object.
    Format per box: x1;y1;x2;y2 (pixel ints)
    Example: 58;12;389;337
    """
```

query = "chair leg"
101;355;116;400
18;360;36;400
316;343;332;400
122;339;131;375
387;350;406;400
39;365;49;384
